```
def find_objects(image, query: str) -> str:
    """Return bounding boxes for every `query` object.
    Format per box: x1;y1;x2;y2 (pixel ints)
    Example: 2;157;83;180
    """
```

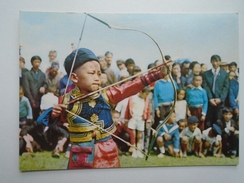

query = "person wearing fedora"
45;48;170;169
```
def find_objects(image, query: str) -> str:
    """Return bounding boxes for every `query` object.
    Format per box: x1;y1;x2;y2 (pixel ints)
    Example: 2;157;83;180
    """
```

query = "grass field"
19;151;238;171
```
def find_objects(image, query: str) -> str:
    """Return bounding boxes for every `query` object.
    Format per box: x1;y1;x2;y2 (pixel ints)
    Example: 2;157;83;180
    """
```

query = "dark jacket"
22;68;47;106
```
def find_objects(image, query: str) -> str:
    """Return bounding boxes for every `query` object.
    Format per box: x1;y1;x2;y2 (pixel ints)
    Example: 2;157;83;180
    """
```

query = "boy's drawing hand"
52;104;67;119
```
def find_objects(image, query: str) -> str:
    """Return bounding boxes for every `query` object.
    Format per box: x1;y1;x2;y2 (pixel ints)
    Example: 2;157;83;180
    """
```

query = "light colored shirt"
40;92;58;110
175;100;187;121
202;127;222;145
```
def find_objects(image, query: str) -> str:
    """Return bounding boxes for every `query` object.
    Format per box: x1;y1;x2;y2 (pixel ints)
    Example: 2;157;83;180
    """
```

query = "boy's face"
229;72;236;80
192;76;202;87
211;59;221;69
139;91;149;99
192;64;201;75
133;71;142;77
223;112;233;122
172;64;181;76
201;64;208;73
19;89;24;100
98;57;107;70
182;63;190;74
49;52;57;62
105;53;113;67
111;112;120;126
117;63;125;70
71;61;101;94
177;90;185;100
188;123;198;132
178;121;186;131
229;65;237;72
32;59;41;70
100;73;108;85
126;63;135;75
168;112;176;124
49;68;58;77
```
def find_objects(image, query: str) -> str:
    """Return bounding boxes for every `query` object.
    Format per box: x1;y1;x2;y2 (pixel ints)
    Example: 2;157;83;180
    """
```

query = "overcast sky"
19;12;238;74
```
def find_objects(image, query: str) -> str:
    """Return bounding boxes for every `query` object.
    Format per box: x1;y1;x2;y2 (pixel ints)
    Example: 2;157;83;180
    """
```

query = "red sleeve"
106;70;163;104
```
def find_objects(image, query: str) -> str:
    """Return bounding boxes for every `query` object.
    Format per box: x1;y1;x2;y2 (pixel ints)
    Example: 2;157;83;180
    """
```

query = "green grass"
19;151;238;171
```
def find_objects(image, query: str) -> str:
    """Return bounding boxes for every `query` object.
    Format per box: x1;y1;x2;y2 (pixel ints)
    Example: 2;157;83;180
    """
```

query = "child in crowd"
132;65;142;78
175;89;187;122
19;86;33;128
49;48;169;169
228;62;238;80
186;75;208;131
216;107;239;158
156;111;180;158
125;87;151;158
143;63;157;154
116;59;129;80
19;86;35;154
125;58;135;76
154;71;178;126
40;88;58;114
202;124;224;157
180;116;204;158
201;63;208;74
177;119;187;133
100;73;108;88
111;110;135;155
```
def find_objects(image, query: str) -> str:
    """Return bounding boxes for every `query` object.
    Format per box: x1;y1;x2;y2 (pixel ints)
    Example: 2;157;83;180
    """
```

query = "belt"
189;104;203;108
158;102;173;107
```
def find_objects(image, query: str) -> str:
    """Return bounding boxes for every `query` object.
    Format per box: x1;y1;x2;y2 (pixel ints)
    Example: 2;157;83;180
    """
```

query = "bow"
64;13;177;160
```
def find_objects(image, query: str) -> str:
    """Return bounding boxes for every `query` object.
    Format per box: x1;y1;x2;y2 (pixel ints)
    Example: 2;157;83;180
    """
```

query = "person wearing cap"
180;116;204;158
220;62;229;73
47;48;169;169
46;61;62;96
22;55;47;120
202;124;224;157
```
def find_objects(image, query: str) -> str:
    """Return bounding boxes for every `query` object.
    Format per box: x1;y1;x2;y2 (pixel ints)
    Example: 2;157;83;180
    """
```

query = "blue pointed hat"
64;48;98;75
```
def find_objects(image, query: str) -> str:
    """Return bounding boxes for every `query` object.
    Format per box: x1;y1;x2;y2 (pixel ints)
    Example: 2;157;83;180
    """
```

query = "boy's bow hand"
51;104;67;119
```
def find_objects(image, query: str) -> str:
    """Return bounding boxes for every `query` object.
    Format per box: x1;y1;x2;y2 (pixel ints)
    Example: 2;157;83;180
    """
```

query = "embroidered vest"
62;87;116;143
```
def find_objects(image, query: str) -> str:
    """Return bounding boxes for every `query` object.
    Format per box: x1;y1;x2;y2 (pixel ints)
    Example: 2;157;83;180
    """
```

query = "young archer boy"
50;48;170;169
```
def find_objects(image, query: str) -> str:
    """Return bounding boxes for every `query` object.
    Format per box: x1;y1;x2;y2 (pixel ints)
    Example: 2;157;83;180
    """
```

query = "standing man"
202;55;229;128
22;56;47;120
105;51;113;69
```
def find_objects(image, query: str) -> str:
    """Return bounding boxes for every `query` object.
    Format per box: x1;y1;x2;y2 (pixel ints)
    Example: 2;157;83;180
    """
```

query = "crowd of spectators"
19;49;239;161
